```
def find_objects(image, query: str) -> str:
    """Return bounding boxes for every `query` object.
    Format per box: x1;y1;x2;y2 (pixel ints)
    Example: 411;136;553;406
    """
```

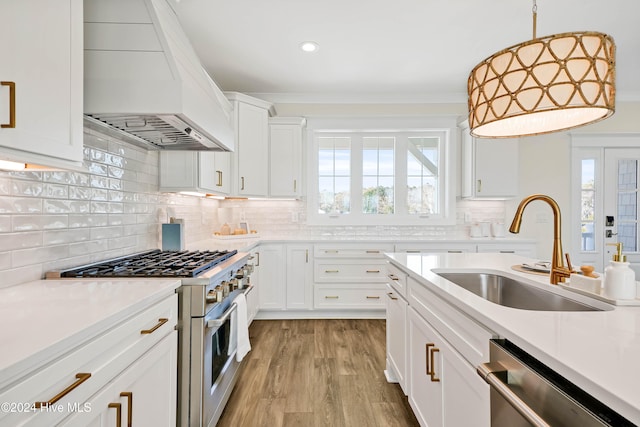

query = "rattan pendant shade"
468;26;616;138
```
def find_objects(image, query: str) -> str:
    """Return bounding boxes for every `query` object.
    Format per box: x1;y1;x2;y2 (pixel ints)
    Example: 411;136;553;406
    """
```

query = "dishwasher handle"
477;362;551;427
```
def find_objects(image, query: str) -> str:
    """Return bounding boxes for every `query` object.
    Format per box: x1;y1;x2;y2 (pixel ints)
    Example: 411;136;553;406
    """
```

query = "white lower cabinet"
286;244;313;310
385;282;408;394
408;306;489;427
256;244;286;311
246;249;260;324
60;331;177;427
0;294;178;427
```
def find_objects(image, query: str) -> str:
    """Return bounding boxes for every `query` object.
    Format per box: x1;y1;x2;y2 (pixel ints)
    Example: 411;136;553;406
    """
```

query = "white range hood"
83;0;234;151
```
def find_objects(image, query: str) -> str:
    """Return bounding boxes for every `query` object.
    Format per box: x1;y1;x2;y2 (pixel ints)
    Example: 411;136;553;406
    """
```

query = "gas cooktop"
53;249;238;278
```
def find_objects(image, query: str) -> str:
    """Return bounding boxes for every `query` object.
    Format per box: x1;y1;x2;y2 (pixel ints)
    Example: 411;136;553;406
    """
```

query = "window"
581;158;596;251
309;121;455;226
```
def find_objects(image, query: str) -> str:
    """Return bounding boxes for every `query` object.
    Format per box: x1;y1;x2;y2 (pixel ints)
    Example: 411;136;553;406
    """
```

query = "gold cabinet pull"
140;318;168;334
305;249;309;263
387;292;398;301
366;296;380;299
1;81;15;128
325;269;339;273
216;170;222;187
477;179;482;193
120;392;132;427
388;274;399;281
325;295;339;299
366;269;380;273
293;179;297;192
429;347;441;382
108;402;122;427
325;250;339;254
241;176;245;190
34;373;91;408
366;250;380;254
425;344;434;376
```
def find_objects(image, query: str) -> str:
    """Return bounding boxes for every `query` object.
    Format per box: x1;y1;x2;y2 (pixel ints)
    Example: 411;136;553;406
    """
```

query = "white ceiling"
172;0;640;104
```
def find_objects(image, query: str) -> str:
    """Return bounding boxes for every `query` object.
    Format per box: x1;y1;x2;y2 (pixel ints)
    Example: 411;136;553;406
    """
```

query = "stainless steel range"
47;249;255;427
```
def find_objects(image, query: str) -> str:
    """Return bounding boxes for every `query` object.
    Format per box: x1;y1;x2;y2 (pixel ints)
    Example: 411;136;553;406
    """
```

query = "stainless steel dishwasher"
477;339;636;427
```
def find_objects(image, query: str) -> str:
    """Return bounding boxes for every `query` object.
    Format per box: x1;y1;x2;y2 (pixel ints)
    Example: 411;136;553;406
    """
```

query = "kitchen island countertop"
386;252;640;424
0;278;180;389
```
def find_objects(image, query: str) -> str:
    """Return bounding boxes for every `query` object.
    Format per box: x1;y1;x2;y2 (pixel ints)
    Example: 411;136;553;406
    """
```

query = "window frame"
306;116;458;226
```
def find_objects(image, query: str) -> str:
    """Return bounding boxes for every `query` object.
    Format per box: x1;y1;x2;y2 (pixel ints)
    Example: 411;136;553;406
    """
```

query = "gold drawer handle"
325;270;339;273
366;296;380;299
388;274;399;281
387;292;398;301
1;81;16;128
325;250;339;254
325;295;339;299
140;318;168;334
109;402;122;427
366;250;380;254
35;373;91;408
429;347;441;382
121;392;133;427
216;170;222;187
425;343;434;376
366;270;380;273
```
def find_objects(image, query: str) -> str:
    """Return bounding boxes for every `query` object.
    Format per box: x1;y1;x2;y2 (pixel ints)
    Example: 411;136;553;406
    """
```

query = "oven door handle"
243;284;255;296
477;362;551;427
207;302;238;328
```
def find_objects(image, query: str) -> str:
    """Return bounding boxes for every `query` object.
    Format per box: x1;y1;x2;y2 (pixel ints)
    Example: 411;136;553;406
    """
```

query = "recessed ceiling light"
299;41;319;53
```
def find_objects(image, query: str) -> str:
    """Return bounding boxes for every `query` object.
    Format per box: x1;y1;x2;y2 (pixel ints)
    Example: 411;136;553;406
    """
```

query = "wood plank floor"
218;319;420;427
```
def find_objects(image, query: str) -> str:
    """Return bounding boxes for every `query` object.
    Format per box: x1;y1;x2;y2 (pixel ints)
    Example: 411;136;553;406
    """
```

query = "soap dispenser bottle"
603;243;636;300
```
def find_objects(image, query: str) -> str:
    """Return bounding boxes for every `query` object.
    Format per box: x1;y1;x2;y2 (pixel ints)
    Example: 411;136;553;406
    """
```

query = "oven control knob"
205;290;218;303
221;281;230;297
230;278;239;290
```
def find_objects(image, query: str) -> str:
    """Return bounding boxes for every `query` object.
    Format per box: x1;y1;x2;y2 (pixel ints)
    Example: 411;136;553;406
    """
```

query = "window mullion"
396;135;408;215
352;134;364;215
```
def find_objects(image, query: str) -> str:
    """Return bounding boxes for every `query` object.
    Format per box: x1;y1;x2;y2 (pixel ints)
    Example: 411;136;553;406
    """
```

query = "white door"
603;148;640;276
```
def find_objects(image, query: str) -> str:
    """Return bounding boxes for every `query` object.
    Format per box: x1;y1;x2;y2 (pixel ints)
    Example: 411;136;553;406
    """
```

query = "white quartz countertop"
0;279;180;388
385;252;640;424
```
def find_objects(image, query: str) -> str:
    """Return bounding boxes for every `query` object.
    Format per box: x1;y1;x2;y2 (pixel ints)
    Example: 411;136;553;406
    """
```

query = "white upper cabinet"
460;122;519;199
269;117;306;198
159;151;231;195
0;0;84;170
226;92;274;197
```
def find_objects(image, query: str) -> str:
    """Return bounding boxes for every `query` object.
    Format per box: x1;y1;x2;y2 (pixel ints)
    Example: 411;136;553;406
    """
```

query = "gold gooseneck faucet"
509;194;572;285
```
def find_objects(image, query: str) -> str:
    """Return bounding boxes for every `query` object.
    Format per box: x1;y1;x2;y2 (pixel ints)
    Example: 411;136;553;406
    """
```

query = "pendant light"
467;0;616;138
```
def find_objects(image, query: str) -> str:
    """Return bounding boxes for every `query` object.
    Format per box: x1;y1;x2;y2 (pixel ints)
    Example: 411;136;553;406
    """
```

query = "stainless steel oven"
47;249;255;427
478;339;635;427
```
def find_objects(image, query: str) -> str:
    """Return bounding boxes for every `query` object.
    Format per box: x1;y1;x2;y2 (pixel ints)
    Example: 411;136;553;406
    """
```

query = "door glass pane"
618;159;638;191
580;159;596;252
618;192;637;221
619;223;637;252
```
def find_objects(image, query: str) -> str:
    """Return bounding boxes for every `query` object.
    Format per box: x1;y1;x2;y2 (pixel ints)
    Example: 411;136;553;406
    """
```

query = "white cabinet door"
286;244;313;310
269;118;305;198
385;283;408;394
408;307;489;427
460;124;518;199
256;244;285;310
236;101;269;197
159;151;231;195
408;307;442;427
0;0;83;170
61;331;177;427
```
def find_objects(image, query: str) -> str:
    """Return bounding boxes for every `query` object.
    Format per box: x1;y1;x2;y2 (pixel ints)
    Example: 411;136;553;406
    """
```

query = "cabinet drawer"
314;260;387;282
387;262;408;296
408;278;493;367
0;294;177;427
314;285;386;309
313;244;394;258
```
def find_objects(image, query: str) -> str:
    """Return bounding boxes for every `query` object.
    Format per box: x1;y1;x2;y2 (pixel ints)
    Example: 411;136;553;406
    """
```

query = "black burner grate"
59;249;238;278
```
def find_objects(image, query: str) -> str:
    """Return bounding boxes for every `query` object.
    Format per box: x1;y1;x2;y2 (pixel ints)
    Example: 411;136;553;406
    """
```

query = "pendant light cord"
532;0;537;39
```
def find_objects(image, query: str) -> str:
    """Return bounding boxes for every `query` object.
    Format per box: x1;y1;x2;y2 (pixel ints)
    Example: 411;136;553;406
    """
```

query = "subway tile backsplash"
0;128;508;288
0;128;220;288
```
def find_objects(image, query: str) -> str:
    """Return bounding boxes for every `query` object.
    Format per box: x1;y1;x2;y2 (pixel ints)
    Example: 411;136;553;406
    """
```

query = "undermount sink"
435;271;606;312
